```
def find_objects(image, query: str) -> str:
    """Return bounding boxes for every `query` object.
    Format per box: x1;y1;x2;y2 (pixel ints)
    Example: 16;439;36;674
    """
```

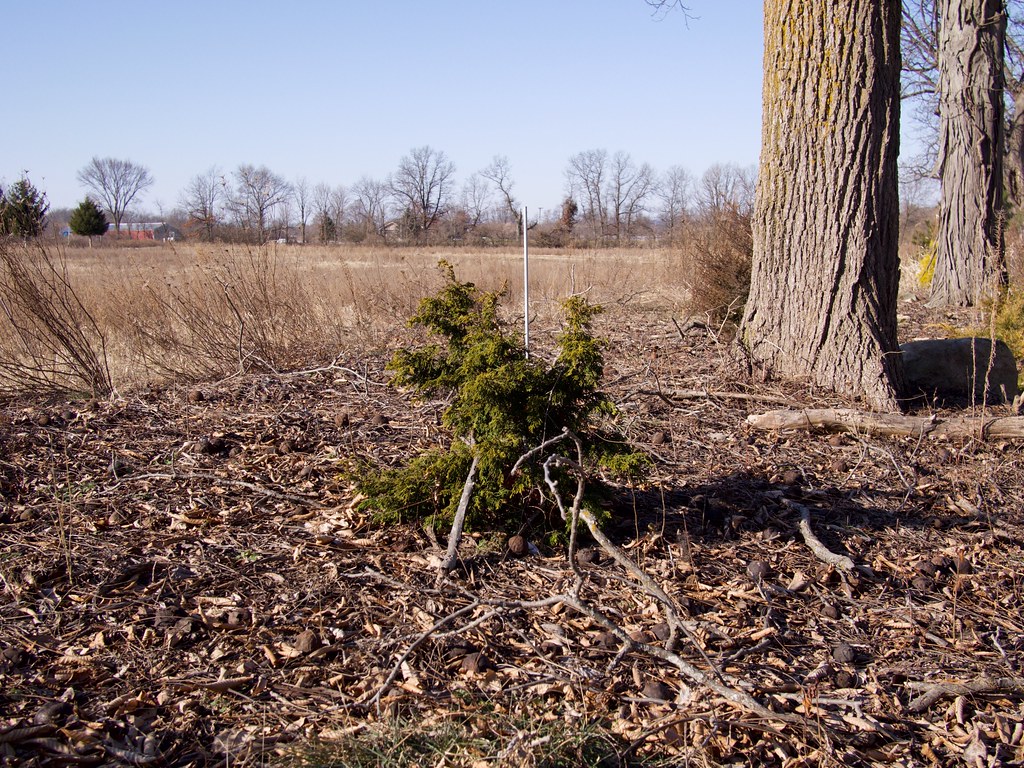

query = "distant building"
107;222;183;241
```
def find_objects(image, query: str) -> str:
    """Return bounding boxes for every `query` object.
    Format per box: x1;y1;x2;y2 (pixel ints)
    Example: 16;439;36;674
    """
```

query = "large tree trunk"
740;0;905;411
931;0;1006;307
1005;85;1024;211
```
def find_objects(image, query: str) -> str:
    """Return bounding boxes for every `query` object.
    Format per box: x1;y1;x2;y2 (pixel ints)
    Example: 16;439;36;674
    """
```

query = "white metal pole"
522;206;530;358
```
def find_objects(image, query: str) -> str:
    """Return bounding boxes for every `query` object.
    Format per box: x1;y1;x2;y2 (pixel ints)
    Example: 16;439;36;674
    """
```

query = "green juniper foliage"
359;261;647;533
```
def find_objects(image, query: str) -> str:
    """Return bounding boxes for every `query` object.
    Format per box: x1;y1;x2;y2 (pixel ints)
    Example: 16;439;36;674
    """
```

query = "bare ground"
1;298;1023;766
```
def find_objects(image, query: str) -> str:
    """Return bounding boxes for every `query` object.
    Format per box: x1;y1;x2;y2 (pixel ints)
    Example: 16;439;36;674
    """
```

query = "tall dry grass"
0;241;686;394
0;241;112;396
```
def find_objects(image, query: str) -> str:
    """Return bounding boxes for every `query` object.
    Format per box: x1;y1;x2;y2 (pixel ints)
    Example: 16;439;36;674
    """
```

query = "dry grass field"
0;241;686;395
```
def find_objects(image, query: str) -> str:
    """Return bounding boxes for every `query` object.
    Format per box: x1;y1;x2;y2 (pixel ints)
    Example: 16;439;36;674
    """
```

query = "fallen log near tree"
746;408;1024;440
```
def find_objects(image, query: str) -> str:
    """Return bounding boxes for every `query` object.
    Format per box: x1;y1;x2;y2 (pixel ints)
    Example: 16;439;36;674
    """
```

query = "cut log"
747;408;1024;440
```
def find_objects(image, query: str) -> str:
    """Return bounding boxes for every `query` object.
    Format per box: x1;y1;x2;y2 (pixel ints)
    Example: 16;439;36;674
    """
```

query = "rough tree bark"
931;0;1007;307
1006;85;1024;207
740;0;905;411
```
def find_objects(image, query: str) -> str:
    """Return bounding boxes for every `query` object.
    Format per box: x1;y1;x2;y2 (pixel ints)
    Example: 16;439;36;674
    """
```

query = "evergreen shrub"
358;261;647;536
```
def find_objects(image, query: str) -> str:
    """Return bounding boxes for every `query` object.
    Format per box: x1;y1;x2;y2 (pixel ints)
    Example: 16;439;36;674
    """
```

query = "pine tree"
0;178;49;237
68;197;109;245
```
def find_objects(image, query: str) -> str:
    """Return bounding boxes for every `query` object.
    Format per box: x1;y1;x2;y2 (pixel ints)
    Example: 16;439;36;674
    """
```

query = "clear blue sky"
3;1;765;214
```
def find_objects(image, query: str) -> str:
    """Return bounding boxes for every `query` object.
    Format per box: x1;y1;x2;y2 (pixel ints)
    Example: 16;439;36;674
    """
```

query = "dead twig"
438;441;479;575
782;498;855;572
638;388;796;406
906;676;1024;713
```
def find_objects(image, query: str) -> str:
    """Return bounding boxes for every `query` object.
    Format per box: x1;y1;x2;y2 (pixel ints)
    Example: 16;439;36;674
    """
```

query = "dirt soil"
1;297;1022;767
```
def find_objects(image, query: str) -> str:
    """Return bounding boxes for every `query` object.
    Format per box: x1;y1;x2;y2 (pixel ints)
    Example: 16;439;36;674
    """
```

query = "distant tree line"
13;151;757;249
169;148;756;248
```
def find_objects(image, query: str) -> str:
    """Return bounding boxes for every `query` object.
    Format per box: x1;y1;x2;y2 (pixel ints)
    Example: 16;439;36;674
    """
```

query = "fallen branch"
747;408;1024;440
438;445;479;575
638;388;795;407
906;676;1024;713
783;499;855;572
523;429;776;715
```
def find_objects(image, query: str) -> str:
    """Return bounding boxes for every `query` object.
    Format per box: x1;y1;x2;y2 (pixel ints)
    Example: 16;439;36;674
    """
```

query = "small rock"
787;570;811;592
108;456;130;476
641;680;673;702
628;629;651;644
651;622;671;641
461;652;492;674
911;575;933;591
507;535;527;556
575;548;598;566
199;436;225;455
834;669;858;689
292;629;321;655
593;631;618;649
747;560;771;583
443;640;474;661
832;642;857;664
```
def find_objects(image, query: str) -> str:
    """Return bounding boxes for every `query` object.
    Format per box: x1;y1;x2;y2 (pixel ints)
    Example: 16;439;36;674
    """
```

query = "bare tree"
607;151;655;242
330;186;349;233
352;176;392;240
696;163;756;217
655;165;694;241
461;173;492;228
179;167;224;242
565;149;609;239
76;157;154;233
311;182;346;242
391;146;456;238
229;164;292;243
903;0;943;101
480;155;523;234
293;177;312;244
741;0;905;410
644;0;694;20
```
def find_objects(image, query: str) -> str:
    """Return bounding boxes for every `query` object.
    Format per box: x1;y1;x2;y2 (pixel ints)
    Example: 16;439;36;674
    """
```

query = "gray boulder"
900;338;1019;404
